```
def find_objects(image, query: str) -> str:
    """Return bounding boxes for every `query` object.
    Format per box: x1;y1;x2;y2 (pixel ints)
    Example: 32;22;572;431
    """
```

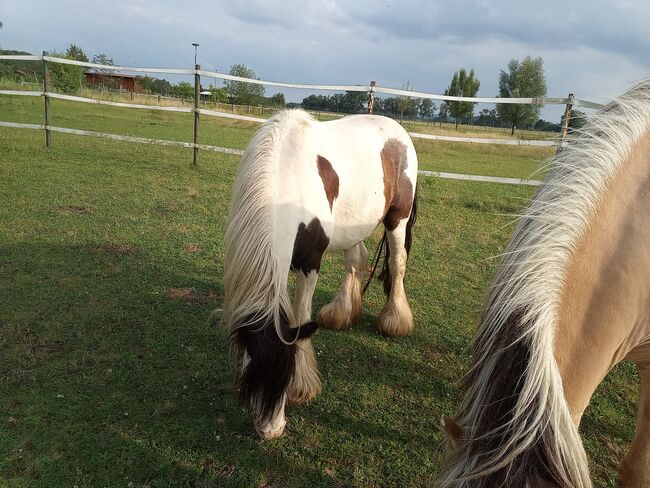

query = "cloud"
1;0;648;121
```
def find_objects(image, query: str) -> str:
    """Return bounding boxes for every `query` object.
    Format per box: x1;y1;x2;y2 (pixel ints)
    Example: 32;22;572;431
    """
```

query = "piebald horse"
222;109;418;439
440;80;650;487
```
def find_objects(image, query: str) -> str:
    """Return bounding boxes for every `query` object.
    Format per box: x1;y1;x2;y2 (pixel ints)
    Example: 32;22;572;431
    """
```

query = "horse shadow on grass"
0;241;331;486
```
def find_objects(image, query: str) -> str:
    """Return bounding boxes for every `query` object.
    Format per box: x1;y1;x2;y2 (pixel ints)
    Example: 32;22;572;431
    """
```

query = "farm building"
84;71;144;93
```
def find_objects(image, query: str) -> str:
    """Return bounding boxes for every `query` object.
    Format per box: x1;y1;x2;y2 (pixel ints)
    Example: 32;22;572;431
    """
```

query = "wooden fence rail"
0;54;607;185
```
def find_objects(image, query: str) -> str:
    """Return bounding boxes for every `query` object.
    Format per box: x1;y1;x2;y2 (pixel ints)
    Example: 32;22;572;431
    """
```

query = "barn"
84;71;144;93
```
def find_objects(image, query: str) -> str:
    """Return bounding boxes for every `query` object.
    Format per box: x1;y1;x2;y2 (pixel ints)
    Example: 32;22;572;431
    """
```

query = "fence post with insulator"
193;64;200;165
368;81;376;114
561;93;575;140
42;51;52;148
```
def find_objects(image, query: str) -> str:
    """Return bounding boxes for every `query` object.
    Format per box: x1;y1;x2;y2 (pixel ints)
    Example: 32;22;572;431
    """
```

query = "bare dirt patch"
183;244;202;253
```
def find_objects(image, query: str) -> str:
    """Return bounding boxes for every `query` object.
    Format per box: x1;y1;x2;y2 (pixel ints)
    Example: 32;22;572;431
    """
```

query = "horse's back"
262;110;417;251
313;113;417;248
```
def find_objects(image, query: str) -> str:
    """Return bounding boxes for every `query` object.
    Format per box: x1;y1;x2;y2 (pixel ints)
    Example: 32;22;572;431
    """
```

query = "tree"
417;98;435;119
268;92;286;107
396;81;416;122
92;53;114;73
560;109;587;134
496;56;547;135
444;68;480;129
438;102;450;127
224;64;265;105
339;91;366;113
173;81;194;100
302;94;329;110
65;44;88;62
48;50;85;94
534;118;561;132
209;86;229;103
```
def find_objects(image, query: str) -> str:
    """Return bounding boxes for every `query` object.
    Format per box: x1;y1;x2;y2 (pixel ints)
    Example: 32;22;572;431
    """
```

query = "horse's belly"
326;194;385;250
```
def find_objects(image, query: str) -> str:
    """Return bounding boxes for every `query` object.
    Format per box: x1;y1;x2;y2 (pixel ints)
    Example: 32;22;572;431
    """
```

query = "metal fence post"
193;64;200;166
42;51;52;148
368;80;376;114
561;93;575;140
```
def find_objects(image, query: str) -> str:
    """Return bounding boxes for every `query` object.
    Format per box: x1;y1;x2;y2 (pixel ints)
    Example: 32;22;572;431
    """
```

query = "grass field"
0;99;639;487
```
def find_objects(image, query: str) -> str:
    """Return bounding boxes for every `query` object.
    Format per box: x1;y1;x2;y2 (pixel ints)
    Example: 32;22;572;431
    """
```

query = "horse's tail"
222;111;318;424
377;187;417;296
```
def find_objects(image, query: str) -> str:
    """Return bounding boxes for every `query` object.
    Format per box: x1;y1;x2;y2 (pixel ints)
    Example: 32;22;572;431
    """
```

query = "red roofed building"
84;71;144;93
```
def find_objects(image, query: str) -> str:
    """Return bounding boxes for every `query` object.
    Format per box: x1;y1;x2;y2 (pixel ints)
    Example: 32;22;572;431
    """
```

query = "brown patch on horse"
380;139;414;231
316;155;339;211
291;217;330;274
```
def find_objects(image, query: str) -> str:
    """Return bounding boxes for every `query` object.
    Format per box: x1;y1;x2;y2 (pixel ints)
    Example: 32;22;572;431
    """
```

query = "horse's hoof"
287;382;321;406
317;302;354;330
256;419;286;440
377;300;413;337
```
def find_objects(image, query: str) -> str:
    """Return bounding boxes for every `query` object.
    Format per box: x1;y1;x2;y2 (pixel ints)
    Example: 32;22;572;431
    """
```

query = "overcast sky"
2;0;648;121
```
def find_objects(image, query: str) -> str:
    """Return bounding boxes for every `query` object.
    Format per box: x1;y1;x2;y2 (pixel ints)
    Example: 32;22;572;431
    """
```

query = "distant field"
0;100;635;487
0;95;554;180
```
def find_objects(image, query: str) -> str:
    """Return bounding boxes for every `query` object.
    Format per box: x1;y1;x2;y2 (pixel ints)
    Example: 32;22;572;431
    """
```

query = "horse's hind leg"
618;363;650;487
377;218;414;337
317;242;367;330
287;270;321;405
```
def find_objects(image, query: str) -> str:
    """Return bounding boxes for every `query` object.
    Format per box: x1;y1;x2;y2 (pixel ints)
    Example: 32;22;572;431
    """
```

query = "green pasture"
0;100;638;487
0;95;554;179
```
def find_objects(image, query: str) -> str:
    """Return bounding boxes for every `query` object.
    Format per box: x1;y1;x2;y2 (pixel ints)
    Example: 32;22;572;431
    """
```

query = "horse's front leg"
317;242;367;330
288;270;322;406
618;363;650;487
377;218;414;337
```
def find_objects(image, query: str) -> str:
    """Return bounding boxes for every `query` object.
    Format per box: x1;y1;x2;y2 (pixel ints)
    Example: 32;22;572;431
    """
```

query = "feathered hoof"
317;301;354;330
377;299;414;337
287;339;322;406
256;418;286;440
317;270;362;330
287;374;321;406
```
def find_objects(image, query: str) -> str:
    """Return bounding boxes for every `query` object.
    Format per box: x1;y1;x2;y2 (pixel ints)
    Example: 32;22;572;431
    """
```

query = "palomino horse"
222;109;418;439
439;80;650;487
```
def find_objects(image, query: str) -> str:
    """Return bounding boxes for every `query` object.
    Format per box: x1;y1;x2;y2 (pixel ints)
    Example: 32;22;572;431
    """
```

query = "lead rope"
361;232;386;297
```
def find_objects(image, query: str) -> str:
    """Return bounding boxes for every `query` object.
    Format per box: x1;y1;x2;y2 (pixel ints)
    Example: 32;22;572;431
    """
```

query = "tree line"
0;44;288;108
0;43;586;132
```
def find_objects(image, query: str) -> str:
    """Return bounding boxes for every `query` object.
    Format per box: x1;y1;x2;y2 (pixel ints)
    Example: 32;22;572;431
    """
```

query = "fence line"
1;53;603;185
1;88;563;147
2;55;606;109
408;131;562;147
0;120;543;186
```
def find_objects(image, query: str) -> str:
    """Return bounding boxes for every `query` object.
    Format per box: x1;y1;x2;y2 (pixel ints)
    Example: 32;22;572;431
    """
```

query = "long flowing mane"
440;79;650;487
223;110;320;425
223;110;314;338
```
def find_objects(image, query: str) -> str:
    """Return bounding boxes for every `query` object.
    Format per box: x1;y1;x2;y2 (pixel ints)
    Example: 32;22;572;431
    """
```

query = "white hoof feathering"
317;267;363;330
256;417;287;440
377;297;413;337
287;338;322;405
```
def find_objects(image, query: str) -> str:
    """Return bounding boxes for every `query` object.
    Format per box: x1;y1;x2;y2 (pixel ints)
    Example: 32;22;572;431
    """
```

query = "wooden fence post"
367;80;376;114
42;51;52;148
193;64;200;166
561;93;575;139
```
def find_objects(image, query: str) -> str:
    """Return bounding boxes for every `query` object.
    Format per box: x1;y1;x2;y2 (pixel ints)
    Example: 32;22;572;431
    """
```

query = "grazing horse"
440;79;650;488
222;109;418;439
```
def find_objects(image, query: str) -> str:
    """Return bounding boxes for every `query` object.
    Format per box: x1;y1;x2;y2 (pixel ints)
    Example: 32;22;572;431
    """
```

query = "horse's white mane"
223;109;315;339
441;78;650;487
